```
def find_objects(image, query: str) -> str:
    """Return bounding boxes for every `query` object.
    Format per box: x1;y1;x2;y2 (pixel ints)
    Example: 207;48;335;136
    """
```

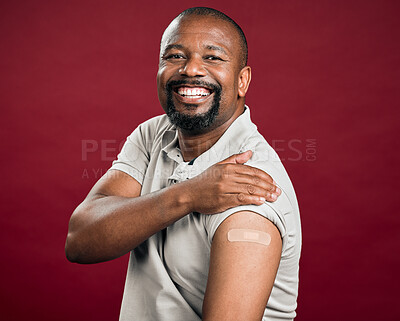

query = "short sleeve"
203;191;293;252
109;123;152;185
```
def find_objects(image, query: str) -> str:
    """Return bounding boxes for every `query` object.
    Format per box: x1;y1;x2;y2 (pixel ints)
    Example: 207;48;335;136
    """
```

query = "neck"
177;105;245;161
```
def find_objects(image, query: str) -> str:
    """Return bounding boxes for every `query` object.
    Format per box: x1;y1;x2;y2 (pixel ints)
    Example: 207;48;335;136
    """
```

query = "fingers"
246;182;280;201
227;181;281;206
234;150;253;164
229;163;274;185
219;150;252;165
272;181;282;196
226;193;266;207
215;161;281;202
225;192;271;207
229;181;280;203
219;163;281;202
233;174;281;196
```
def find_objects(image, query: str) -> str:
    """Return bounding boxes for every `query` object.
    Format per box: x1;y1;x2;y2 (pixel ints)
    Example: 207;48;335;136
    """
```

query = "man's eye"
205;56;222;61
166;54;184;60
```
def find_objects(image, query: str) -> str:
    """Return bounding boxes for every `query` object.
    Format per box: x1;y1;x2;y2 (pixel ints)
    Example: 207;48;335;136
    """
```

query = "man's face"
157;15;246;133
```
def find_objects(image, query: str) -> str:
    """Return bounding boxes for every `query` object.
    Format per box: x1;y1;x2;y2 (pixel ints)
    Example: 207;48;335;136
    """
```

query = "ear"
238;66;251;97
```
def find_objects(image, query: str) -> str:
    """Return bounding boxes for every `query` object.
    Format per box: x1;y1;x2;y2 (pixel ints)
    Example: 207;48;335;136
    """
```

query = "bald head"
161;7;248;69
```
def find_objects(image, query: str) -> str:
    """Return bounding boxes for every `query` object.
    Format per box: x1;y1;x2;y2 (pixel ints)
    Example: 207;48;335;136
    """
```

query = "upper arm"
68;169;142;231
202;211;282;321
85;169;142;201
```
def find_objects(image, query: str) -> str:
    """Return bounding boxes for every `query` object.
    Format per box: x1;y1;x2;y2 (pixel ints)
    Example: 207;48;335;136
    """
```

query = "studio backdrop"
1;1;399;320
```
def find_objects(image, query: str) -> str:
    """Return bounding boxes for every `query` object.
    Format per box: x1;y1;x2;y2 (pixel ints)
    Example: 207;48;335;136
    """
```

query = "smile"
176;86;211;97
173;86;213;103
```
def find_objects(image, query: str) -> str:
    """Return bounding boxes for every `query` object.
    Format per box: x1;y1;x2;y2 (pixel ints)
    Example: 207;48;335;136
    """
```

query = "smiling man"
66;7;301;321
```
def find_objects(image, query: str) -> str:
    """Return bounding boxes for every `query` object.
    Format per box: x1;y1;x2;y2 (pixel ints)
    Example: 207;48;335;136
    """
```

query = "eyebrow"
205;45;228;55
163;44;184;53
162;43;229;55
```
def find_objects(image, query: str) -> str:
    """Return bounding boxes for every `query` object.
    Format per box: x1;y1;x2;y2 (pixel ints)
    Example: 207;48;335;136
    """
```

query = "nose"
179;56;206;77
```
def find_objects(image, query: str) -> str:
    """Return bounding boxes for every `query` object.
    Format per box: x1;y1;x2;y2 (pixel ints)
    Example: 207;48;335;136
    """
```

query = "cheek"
156;64;175;90
213;67;237;87
157;68;168;106
219;73;238;98
156;67;165;87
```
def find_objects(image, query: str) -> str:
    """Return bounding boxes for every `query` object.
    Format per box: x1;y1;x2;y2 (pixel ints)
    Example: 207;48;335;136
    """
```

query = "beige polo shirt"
110;106;302;321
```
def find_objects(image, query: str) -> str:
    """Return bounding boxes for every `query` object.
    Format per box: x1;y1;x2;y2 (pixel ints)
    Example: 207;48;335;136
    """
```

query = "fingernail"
271;194;277;200
259;196;266;202
276;187;282;195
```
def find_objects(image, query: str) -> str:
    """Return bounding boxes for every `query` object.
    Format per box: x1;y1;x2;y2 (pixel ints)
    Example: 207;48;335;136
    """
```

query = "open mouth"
173;86;213;102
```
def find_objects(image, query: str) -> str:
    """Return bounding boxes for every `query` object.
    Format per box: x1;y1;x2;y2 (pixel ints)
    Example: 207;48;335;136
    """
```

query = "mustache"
166;79;221;92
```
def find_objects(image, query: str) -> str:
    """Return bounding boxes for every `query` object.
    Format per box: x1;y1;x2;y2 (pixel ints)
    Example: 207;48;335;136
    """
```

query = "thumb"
219;150;253;164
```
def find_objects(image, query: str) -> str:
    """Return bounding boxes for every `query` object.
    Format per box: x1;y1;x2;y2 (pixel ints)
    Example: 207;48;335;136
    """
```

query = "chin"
166;101;220;131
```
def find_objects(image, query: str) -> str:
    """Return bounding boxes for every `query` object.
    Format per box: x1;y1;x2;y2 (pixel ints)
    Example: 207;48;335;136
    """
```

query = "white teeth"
177;87;211;97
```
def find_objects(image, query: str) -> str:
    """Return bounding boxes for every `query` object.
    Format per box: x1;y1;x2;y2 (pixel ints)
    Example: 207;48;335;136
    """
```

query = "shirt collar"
161;105;258;166
194;105;258;167
161;128;178;153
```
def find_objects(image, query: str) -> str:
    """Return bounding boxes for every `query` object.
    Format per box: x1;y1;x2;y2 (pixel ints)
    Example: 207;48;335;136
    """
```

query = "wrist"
171;179;196;214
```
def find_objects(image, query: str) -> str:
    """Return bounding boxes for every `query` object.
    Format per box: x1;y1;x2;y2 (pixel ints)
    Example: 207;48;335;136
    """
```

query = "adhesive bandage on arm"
227;229;271;246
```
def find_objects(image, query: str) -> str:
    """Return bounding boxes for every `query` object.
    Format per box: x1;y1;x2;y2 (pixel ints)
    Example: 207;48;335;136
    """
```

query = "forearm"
65;182;192;264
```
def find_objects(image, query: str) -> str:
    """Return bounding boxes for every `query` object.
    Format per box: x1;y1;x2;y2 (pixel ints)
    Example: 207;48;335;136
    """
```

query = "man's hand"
185;150;281;214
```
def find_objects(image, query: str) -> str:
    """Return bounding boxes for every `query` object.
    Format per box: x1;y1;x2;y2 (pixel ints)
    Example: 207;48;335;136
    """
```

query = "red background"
1;0;399;320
